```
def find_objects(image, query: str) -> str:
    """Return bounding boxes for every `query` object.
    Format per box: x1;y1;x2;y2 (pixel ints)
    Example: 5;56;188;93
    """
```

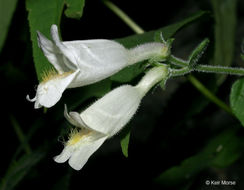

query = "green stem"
170;55;244;75
171;67;191;76
10;115;32;154
187;75;233;115
102;0;144;34
196;65;244;75
169;55;189;67
104;0;232;115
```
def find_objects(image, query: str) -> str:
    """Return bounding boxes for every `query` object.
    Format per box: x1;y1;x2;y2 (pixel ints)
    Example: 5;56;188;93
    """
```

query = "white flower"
27;25;169;109
54;66;168;170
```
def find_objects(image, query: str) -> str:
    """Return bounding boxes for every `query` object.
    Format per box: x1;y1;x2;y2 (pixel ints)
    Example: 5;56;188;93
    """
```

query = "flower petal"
64;105;87;128
80;85;142;136
35;70;79;108
26;94;36;102
37;31;70;73
50;25;77;71
64;39;129;87
54;145;75;163
68;136;107;170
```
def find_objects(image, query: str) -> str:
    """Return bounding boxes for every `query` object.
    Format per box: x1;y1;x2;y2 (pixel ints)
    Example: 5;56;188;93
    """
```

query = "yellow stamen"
66;128;91;146
40;68;73;83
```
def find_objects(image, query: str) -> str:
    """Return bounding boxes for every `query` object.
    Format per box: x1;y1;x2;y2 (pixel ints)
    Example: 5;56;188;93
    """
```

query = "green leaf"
64;0;85;19
211;0;237;84
188;38;209;68
52;171;72;190
120;126;131;157
26;0;65;81
112;11;208;82
0;151;45;190
110;62;146;83
155;129;243;187
64;79;112;110
116;11;208;49
230;78;244;126
0;0;18;52
241;54;244;61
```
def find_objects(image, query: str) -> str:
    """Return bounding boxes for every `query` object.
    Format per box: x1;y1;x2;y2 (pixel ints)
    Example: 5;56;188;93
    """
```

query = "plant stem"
10;115;32;154
187;75;233;115
170;55;244;75
103;0;232;115
171;67;191;76
102;0;144;34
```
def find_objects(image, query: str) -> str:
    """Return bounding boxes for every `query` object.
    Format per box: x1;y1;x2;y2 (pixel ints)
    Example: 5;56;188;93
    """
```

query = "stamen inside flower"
66;128;91;146
41;68;74;83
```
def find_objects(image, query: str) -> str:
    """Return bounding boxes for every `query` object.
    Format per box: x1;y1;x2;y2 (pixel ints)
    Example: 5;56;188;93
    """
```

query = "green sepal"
241;54;244;61
188;38;209;69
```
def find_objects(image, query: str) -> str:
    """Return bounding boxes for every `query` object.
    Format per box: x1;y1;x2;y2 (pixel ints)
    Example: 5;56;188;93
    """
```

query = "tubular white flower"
27;24;169;109
54;66;168;170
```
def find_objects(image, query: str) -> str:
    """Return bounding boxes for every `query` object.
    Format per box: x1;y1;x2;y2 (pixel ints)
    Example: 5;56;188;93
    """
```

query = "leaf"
188;38;209;68
230;78;244;126
120;126;131;157
115;11;208;49
0;151;45;190
64;0;85;19
52;170;72;190
211;0;237;84
155;129;243;187
0;0;18;52
111;11;208;82
66;79;112;110
26;0;65;81
110;62;146;83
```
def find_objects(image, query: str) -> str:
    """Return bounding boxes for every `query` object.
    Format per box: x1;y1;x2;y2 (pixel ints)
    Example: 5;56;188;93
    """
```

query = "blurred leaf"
0;151;45;190
120;126;131;157
0;0;18;52
110;62;146;83
64;0;85;19
52;79;112;121
155;129;243;187
10;115;32;155
112;11;208;82
241;54;244;61
26;0;65;81
66;79;112;111
230;78;244;126
116;11;207;49
52;170;72;190
211;0;237;84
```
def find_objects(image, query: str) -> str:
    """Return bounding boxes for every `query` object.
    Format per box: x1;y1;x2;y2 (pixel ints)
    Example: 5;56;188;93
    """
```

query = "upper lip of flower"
64;104;102;133
37;25;78;73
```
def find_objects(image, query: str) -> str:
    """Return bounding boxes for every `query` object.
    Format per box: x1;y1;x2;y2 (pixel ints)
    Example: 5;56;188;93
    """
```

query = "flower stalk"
169;55;244;76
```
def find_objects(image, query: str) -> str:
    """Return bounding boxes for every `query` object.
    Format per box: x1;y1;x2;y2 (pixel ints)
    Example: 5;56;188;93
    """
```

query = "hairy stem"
103;0;232;115
170;55;244;75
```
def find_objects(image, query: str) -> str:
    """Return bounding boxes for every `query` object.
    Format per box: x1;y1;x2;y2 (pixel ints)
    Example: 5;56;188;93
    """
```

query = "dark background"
1;0;244;189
